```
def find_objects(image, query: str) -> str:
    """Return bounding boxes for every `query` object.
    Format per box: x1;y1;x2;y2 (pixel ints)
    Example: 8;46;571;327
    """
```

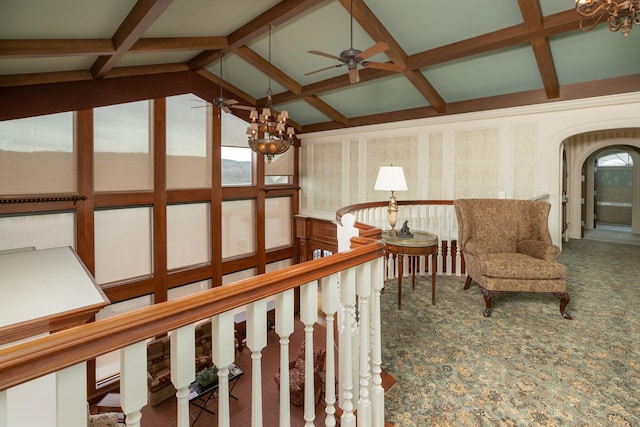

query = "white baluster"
171;323;195;427
120;341;147;426
321;273;340;427
247;299;268;427
56;362;86;427
356;263;372;426
212;311;235;427
300;281;319;426
276;289;295;427
339;268;356;427
370;258;385;427
0;389;6;427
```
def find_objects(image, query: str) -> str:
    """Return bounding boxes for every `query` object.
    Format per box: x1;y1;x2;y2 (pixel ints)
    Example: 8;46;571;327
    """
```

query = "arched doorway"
564;130;640;243
584;147;640;243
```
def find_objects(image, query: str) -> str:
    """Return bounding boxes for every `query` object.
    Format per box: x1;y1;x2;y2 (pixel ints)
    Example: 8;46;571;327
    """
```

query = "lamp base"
387;192;399;232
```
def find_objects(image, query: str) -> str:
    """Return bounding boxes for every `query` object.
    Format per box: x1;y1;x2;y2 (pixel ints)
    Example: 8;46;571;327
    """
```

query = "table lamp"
374;165;408;235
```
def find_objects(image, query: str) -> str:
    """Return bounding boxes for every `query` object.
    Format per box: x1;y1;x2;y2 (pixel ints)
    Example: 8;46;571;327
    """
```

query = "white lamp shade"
374;166;408;192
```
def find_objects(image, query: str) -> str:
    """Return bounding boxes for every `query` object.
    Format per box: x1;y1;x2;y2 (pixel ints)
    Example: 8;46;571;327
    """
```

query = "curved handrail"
0;239;384;391
336;199;454;227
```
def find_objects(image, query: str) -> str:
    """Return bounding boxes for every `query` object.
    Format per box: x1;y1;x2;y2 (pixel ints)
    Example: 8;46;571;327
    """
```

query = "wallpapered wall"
298;92;640;245
300;125;542;213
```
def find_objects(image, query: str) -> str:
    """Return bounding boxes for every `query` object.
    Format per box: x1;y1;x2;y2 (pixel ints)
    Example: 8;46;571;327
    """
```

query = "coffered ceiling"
1;0;639;133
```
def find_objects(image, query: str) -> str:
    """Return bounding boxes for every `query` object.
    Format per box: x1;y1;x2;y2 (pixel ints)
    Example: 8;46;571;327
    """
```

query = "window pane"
167;203;210;270
94;100;152;192
265;148;294;177
0;112;74;195
266;259;292;272
222;146;252;185
222;113;252;186
94;207;152;284
166;94;211;189
222;200;255;258
95;295;153;383
222;268;257;285
168;280;211;299
265;197;291;250
0;212;75;251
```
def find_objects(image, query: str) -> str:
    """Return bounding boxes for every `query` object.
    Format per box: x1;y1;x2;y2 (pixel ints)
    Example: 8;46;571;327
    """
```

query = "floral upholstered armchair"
454;198;571;319
274;341;326;407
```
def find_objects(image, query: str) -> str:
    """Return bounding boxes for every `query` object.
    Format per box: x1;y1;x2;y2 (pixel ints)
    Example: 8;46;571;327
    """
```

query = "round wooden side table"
381;230;439;309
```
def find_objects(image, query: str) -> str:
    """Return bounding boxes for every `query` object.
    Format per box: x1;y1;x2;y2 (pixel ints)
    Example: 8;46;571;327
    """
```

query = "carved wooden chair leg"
553;292;572;320
463;276;472;290
481;288;498;317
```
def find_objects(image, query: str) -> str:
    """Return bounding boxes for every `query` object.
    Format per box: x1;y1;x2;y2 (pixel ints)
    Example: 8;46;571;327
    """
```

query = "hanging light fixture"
247;25;295;163
575;0;639;37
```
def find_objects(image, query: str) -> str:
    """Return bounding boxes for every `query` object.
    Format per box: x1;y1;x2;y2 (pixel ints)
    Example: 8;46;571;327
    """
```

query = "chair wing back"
454;199;554;253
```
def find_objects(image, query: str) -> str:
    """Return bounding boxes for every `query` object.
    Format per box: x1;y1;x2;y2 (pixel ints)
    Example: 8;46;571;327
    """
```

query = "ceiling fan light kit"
575;0;639;37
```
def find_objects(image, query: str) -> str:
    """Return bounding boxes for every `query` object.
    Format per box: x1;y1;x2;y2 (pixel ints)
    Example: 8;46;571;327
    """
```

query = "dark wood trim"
153;98;168;304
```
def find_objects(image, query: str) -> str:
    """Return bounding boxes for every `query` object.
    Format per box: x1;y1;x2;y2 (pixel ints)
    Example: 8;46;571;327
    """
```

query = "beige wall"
299;92;640;246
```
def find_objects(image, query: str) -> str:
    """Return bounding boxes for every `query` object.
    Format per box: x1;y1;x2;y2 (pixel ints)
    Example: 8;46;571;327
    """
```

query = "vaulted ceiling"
1;0;639;134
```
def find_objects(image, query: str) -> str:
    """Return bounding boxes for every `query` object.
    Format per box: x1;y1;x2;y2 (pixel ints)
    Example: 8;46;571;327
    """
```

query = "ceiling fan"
305;0;403;84
210;52;253;114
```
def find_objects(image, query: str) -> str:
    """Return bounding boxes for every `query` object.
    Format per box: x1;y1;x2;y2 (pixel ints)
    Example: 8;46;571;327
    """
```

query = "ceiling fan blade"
304;64;344;76
222;106;232;114
230;104;255;111
308;50;342;61
348;68;359;84
362;61;404;72
223;99;239;106
357;41;389;61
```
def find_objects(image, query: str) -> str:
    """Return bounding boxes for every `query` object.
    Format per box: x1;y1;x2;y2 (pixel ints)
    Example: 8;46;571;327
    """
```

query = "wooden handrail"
335;199;454;226
0;239;384;391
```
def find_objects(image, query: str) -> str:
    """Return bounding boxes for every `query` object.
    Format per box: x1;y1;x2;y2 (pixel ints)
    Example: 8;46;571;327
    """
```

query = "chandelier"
575;0;639;37
247;25;295;163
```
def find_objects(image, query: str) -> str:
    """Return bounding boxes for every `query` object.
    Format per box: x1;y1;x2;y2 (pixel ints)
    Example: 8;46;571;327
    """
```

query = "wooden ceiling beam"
341;0;407;67
270;8;580;117
518;0;559;99
188;0;324;70
301;73;640;133
233;45;302;95
0;40;114;57
406;9;580;70
303;95;349;125
91;0;174;79
269;67;395;105
403;70;446;113
131;37;228;52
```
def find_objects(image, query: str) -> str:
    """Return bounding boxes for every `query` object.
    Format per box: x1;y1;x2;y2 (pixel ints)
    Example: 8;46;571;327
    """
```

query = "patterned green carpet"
380;239;639;426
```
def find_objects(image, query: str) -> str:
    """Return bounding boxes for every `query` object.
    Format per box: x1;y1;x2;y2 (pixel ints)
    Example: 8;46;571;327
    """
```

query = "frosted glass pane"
221;113;250;148
265;197;292;250
222;268;256;285
168;280;211;299
167;203;210;270
266;259;292;272
166;94;211;189
94;100;152;192
0;212;75;251
94;207;152;284
222;200;255;258
0;112;74;195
